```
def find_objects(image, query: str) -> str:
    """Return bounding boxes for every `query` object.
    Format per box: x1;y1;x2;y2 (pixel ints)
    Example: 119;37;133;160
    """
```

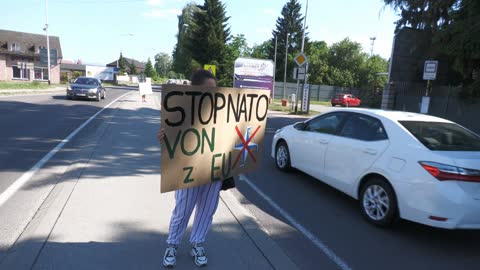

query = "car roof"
76;76;98;80
327;108;452;123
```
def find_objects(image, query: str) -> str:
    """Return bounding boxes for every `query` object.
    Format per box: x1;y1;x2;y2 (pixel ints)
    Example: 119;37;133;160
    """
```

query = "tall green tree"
154;53;172;77
384;0;480;96
144;58;157;78
269;0;307;82
251;40;272;59
383;0;458;32
435;0;480;96
129;63;138;75
188;0;231;84
221;34;251;86
325;38;368;87
118;52;127;74
172;3;198;77
306;41;329;85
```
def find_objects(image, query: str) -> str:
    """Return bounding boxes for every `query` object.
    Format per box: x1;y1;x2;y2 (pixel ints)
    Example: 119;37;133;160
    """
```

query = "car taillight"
419;161;480;182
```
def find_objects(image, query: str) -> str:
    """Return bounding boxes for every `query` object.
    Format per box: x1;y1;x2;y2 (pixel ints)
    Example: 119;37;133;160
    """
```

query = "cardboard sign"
161;85;269;193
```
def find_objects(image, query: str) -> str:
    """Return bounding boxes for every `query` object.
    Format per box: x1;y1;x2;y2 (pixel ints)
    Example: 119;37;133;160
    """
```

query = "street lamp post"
283;33;289;99
44;0;51;84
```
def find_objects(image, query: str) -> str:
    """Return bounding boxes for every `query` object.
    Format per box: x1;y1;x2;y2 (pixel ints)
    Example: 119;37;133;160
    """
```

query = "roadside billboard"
86;66;115;81
161;85;269;193
233;58;274;96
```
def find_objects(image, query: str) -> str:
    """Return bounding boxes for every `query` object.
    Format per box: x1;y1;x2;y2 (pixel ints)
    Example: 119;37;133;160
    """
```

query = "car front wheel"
360;178;398;227
275;141;291;172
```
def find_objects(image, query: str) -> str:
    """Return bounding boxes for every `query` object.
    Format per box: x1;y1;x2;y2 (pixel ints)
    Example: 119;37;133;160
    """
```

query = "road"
233;113;480;270
0;88;131;195
1;90;479;270
0;87;132;258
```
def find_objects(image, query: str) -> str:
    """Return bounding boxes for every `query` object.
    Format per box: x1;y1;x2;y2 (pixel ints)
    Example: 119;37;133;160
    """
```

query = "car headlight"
275;128;284;135
67;86;72;91
89;88;98;93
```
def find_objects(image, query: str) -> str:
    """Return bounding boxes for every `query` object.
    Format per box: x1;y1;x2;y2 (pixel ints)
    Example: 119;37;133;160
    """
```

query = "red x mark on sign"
233;125;262;168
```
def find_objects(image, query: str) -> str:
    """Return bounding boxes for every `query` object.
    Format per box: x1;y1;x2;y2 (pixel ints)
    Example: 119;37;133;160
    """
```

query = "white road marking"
0;91;132;207
239;173;353;270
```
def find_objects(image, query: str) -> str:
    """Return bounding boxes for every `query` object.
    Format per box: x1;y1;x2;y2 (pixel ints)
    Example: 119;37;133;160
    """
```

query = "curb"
221;189;300;270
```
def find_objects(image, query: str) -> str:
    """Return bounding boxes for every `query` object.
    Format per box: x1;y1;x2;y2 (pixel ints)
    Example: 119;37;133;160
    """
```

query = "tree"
306;41;329;85
129;63;138;75
154;53;172;77
144;58;157;78
251;40;272;59
188;0;231;84
172;3;198;77
325;38;367;87
434;0;480;96
118;52;127;74
269;0;307;82
220;34;251;86
383;0;458;32
384;0;480;96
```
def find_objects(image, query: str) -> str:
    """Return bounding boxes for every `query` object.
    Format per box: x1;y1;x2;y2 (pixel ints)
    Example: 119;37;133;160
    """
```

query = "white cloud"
263;8;276;15
144;8;181;18
146;0;164;6
256;26;271;36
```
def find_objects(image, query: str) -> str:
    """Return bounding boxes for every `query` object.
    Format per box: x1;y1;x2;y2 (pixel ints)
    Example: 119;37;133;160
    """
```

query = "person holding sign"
158;70;234;268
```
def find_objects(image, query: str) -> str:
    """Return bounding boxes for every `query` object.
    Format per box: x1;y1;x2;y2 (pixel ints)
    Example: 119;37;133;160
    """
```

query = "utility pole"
45;0;51;84
370;37;376;57
295;0;309;114
283;33;289;99
273;35;277;101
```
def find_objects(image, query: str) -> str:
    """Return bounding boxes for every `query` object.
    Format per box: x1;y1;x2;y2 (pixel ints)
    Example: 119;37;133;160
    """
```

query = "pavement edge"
221;189;300;270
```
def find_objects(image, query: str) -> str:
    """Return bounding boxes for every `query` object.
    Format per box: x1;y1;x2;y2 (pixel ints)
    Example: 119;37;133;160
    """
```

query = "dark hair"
191;69;216;86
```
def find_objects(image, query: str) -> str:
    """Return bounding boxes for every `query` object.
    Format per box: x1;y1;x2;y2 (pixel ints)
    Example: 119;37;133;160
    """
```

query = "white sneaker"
190;243;208;267
163;246;177;268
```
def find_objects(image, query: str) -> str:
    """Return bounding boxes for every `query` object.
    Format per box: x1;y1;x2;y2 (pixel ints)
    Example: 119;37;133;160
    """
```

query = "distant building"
60;62;86;82
107;57;145;74
0;29;63;83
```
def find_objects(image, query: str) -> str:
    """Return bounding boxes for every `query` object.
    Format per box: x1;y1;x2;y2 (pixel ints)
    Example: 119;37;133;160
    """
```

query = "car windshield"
74;78;98;85
335;94;344;98
400;121;480;151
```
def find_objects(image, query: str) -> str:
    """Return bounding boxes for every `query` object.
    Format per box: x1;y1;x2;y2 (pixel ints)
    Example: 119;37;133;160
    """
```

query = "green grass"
0;82;64;90
269;100;320;116
309;100;332;106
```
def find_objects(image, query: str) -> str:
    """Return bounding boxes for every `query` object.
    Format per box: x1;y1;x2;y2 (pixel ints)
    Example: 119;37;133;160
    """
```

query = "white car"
272;108;480;229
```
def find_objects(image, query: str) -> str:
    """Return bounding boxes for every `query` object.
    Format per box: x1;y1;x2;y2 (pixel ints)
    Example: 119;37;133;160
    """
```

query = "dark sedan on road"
66;77;106;101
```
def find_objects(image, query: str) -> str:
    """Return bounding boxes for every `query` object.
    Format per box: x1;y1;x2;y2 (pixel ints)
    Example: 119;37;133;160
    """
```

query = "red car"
331;94;361;107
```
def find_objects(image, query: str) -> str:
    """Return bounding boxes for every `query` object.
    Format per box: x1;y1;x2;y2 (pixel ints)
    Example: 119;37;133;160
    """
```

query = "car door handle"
363;148;377;155
319;139;329;144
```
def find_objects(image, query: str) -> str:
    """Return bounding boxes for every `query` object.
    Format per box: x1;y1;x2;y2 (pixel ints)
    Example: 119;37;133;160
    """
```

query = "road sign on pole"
423;60;438;81
294;52;308;67
293;67;306;80
204;64;216;76
301;84;310;112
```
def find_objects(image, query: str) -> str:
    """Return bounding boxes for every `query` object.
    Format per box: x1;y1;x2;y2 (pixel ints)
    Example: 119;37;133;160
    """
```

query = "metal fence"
272;82;366;101
392;82;480;134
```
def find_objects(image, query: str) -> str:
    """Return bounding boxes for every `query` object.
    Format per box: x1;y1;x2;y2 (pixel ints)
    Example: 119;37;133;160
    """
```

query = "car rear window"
399;121;480;151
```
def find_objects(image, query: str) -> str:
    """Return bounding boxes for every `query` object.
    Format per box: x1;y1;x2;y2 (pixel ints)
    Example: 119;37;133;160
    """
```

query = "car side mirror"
294;122;307;131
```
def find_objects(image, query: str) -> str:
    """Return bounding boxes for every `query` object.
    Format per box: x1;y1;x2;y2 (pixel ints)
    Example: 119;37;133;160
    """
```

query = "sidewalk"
0;92;297;270
0;86;66;97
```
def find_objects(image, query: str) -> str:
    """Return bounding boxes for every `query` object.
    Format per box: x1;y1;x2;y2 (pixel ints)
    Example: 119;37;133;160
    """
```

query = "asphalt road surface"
0;88;131;195
233;113;480;270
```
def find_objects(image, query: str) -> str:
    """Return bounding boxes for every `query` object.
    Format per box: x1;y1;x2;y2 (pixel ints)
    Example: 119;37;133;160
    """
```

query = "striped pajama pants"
166;181;223;245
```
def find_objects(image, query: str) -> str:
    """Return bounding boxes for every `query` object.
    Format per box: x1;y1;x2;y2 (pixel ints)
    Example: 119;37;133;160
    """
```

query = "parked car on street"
272;108;480;229
67;77;106;101
331;94;361;107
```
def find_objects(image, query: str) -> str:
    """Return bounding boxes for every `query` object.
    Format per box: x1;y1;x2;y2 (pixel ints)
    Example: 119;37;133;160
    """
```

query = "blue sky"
1;0;399;66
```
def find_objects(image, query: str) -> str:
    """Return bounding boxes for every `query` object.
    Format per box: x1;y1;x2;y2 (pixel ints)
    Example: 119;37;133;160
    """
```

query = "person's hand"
157;129;165;145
